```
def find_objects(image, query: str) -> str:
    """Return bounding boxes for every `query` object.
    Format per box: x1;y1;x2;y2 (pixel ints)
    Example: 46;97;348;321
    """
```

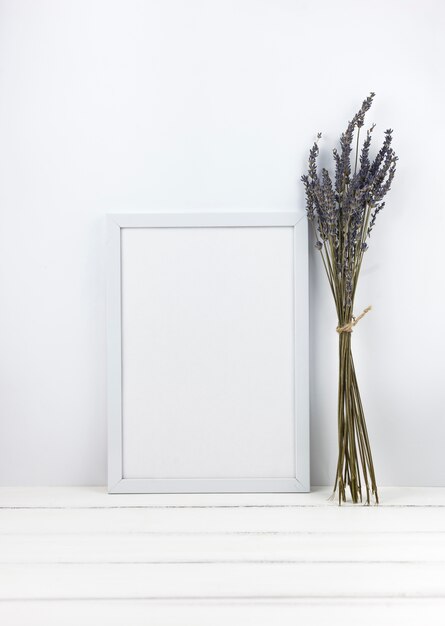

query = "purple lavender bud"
301;94;396;281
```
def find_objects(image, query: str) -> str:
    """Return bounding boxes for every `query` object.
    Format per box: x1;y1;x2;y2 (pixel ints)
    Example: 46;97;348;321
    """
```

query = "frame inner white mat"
120;226;295;480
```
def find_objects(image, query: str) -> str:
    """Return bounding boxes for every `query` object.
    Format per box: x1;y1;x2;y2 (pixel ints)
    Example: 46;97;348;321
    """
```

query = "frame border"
107;212;309;493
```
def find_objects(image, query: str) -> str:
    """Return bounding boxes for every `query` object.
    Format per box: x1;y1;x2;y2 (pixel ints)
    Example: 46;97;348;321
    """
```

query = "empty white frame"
107;212;309;493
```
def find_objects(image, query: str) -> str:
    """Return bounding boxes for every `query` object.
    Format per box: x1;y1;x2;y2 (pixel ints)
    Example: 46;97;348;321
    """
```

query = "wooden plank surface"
0;487;444;624
1;599;445;626
1;486;445;507
1;532;444;563
1;562;445;600
1;505;445;534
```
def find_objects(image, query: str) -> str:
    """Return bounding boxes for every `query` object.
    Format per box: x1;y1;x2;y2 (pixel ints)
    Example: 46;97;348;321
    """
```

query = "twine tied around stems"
336;306;372;334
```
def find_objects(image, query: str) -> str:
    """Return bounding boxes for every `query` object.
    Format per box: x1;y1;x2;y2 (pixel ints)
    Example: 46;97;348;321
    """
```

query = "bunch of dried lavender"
302;93;397;505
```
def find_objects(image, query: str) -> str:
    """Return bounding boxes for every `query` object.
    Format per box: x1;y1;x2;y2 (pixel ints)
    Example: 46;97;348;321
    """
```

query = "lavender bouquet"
302;93;397;505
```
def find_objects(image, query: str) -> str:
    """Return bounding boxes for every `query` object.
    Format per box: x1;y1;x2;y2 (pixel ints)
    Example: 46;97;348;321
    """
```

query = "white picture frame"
107;212;309;493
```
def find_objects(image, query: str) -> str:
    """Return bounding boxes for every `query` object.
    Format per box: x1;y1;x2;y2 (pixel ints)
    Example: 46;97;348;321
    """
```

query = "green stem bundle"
335;331;378;505
313;205;379;505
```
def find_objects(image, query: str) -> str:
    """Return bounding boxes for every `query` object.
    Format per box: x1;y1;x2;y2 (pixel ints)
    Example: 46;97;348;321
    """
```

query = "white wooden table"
0;487;444;625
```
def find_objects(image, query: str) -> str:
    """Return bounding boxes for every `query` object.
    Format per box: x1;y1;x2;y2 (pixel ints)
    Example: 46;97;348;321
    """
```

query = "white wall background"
0;0;444;486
